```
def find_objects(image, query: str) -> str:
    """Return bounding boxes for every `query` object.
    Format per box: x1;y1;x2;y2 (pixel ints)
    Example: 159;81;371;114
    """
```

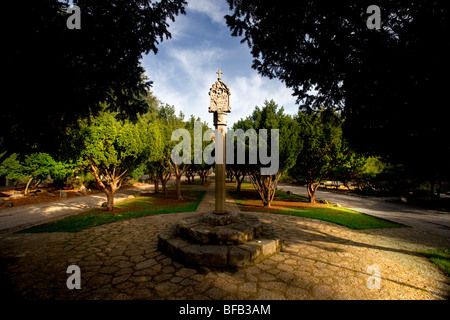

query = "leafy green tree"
331;152;368;190
70;108;163;211
0;153;73;194
234;100;300;207
331;153;386;192
225;1;450;197
156;105;188;200
185;115;212;186
292;110;348;203
146;159;162;193
0;154;28;186
228;163;248;193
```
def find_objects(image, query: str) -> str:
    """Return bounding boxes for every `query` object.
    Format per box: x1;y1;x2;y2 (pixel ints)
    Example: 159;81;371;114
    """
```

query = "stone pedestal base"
158;212;282;268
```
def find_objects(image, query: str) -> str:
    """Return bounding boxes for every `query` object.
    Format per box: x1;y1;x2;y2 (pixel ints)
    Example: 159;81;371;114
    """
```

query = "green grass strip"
18;190;205;233
233;192;404;230
419;248;450;276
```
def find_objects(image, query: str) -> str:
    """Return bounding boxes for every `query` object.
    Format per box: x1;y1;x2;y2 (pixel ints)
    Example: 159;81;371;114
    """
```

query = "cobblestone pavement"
0;183;448;300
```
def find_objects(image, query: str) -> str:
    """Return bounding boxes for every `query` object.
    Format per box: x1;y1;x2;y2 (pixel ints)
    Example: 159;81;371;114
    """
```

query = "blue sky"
141;0;298;128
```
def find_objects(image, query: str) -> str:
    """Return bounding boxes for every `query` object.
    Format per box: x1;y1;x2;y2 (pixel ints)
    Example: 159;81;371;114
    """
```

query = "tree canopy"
2;0;186;158
291;110;348;203
225;0;450;185
69;107;163;211
233;100;300;206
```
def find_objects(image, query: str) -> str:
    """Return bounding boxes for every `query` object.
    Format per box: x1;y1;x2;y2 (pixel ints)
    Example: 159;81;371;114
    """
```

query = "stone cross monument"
157;69;282;269
209;69;231;215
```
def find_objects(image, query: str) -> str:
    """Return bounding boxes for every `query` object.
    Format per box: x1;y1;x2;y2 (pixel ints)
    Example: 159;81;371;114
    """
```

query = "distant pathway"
0;183;162;234
277;183;450;243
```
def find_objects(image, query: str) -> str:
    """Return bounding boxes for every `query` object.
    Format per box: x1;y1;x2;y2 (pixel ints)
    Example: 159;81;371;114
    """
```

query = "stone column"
208;70;231;215
215;120;226;214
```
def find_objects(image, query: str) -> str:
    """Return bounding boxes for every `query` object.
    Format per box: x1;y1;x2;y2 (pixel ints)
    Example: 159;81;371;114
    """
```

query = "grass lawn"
18;188;206;233
228;182;404;230
419;248;450;276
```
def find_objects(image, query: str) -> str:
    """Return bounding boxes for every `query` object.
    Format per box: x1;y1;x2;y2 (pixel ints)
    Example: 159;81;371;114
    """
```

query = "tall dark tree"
233;100;300;207
225;0;450;190
291;110;348;203
3;0;186;160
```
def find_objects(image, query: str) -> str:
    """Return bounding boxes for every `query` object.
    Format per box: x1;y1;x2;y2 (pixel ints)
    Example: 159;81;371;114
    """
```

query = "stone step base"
158;227;282;268
176;212;266;245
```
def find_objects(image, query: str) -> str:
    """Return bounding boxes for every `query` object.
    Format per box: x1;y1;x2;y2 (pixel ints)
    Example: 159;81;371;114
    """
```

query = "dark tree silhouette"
2;0;186;159
226;0;450;191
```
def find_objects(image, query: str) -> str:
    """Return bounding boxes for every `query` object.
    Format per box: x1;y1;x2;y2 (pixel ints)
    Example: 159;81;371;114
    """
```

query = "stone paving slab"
0;184;449;300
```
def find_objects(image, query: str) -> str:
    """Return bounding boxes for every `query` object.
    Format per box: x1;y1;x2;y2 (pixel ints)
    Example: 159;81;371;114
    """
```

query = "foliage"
3;0;186;157
331;154;385;190
69;107;163;210
0;153;73;193
0;154;29;183
233;100;300;207
291;110;348;203
154;104;188;199
225;0;450;198
184;115;212;185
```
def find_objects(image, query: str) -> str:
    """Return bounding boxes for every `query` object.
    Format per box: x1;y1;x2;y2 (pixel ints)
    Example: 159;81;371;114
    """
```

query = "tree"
330;152;368;190
197;164;211;185
233;100;300;207
184;165;197;184
229;163;248;193
185;115;212;186
146;160;161;193
70;108;163;211
157;105;188;200
0;154;28;187
0;153;73;194
291;110;348;203
225;1;450;196
3;0;186;157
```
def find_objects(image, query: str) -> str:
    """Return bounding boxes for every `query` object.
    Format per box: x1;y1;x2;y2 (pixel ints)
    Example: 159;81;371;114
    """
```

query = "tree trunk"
101;184;114;212
307;182;316;203
236;175;245;193
154;179;159;193
159;171;170;195
161;178;168;195
106;190;115;211
430;180;436;200
24;177;33;195
437;181;442;199
176;176;183;200
33;180;41;188
200;172;205;185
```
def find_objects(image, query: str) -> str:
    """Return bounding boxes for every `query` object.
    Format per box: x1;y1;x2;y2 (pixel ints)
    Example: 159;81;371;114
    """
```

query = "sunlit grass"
18;189;206;233
420;248;450;276
230;185;404;230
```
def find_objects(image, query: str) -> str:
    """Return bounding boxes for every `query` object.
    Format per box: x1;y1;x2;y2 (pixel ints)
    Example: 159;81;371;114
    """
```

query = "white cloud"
142;0;297;128
227;74;297;126
166;13;190;40
187;0;230;25
145;48;296;129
